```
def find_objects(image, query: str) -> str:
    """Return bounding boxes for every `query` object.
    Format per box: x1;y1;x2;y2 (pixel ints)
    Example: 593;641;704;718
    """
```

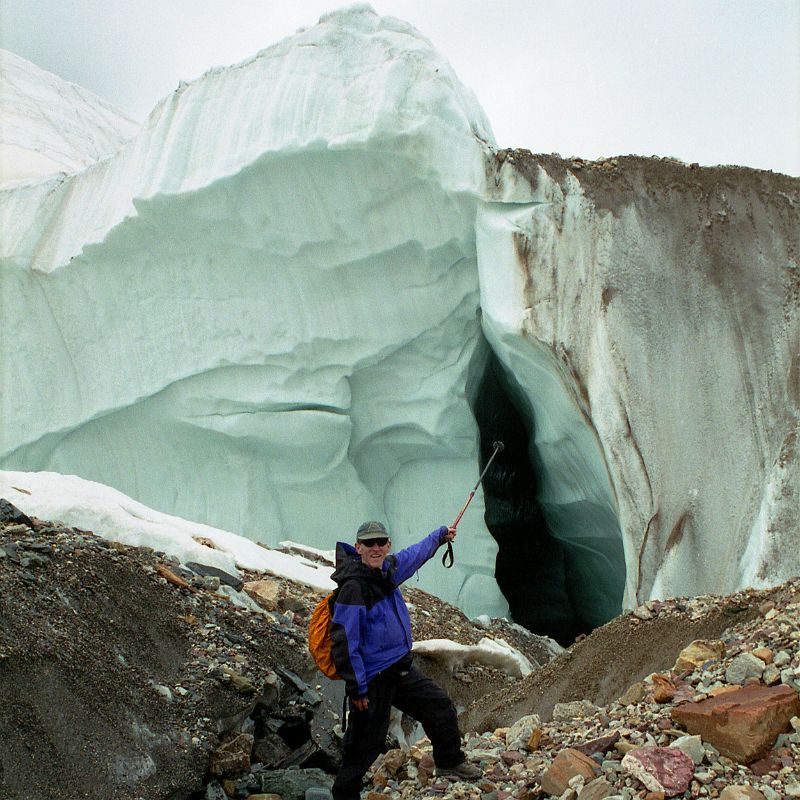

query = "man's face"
355;537;391;568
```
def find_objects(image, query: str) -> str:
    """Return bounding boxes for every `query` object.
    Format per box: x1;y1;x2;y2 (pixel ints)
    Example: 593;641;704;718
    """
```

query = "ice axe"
442;440;505;568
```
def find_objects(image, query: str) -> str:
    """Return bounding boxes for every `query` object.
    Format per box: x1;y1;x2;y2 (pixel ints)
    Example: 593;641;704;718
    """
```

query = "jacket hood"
332;541;392;587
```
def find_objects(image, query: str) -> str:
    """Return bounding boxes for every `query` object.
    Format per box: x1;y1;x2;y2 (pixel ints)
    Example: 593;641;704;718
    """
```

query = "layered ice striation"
0;49;138;184
0;8;506;621
1;6;798;641
478;152;799;611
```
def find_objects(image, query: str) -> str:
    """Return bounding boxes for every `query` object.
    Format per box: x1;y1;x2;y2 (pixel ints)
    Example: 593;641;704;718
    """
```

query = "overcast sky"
2;1;798;175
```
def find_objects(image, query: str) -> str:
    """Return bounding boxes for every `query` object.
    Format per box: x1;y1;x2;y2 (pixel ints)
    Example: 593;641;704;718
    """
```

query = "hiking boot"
436;760;482;780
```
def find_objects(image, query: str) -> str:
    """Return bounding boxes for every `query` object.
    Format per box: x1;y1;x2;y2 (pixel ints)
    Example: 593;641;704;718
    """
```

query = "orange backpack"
308;591;340;679
308;578;369;679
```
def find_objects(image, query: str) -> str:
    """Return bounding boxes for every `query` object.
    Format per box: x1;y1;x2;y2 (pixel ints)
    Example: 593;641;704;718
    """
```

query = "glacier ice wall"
1;7;798;635
0;49;138;184
0;9;507;619
479;152;799;604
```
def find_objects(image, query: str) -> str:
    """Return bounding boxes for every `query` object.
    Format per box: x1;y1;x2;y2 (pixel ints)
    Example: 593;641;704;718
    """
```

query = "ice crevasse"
1;6;797;641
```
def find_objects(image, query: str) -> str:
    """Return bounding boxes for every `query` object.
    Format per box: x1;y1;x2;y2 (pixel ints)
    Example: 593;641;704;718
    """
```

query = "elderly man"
330;520;481;800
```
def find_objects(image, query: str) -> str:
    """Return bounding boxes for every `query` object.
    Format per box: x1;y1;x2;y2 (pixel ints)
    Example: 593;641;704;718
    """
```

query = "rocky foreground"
374;591;800;800
1;500;799;800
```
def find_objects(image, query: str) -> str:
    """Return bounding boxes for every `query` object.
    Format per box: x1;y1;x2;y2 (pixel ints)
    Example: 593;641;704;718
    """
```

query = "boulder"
185;562;243;591
551;700;600;721
671;684;800;763
0;499;34;528
725;652;766;685
571;730;620;757
204;782;228;800
752;647;774;664
540;747;599;796
274;739;319;769
749;746;794;775
719;787;767;800
621;746;694;797
578;776;615;800
527;726;542;751
674;640;726;672
669;734;704;765
244;578;282;611
251;731;292;768
615;739;637;755
651;674;677;703
506;713;542;751
416;752;435;783
381;747;407;776
763;664;781;685
208;731;254;777
618;681;646;705
222;666;258;694
253;767;334;800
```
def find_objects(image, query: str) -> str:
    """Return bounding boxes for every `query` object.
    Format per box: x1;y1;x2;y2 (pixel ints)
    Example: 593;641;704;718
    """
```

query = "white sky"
2;1;799;175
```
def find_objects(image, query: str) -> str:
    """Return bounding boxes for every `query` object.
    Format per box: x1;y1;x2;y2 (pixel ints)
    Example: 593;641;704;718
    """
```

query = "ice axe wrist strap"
442;541;454;568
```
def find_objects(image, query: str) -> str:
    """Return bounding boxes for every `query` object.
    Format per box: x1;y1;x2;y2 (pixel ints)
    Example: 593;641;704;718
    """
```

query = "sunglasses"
361;537;389;548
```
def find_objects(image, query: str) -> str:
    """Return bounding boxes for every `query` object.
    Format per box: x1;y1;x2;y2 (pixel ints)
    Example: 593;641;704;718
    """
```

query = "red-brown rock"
380;747;407;776
572;730;620;757
621;746;694;797
652;674;677;703
671;683;800;764
416;752;435;784
749;746;794;776
719;787;768;800
580;777;616;800
208;731;254;777
540;747;600;796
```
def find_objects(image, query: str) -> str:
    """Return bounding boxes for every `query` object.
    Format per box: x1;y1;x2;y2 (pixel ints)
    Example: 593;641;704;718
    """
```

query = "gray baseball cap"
356;521;389;542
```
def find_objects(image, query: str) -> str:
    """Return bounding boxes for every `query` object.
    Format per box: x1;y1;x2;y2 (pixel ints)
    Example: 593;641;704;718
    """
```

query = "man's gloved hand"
440;525;457;567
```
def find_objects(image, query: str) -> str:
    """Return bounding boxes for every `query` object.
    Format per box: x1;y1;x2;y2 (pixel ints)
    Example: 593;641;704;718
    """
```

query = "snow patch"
0;471;335;591
413;636;534;677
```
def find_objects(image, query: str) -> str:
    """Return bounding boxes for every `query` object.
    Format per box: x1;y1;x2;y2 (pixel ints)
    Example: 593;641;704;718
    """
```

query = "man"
330;520;481;800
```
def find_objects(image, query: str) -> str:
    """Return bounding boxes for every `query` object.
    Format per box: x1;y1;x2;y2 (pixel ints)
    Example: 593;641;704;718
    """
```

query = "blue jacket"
330;527;447;698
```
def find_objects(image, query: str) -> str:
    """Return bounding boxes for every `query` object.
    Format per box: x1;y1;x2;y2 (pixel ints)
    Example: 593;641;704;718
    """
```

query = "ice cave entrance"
471;351;626;646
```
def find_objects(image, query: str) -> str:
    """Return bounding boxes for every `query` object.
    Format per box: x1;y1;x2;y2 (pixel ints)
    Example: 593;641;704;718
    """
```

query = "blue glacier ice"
1;6;797;640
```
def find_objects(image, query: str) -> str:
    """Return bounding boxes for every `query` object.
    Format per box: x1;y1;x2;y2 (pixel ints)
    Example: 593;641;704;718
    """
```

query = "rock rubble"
0;503;553;799
1;499;799;799
359;582;800;799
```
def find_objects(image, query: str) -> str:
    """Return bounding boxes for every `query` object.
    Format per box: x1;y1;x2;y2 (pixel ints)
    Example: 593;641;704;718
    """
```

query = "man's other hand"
352;697;369;711
444;526;457;542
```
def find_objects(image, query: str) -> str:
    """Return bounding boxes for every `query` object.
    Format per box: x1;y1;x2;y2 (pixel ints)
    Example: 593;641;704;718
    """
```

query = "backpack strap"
333;575;379;609
342;692;350;734
384;554;398;585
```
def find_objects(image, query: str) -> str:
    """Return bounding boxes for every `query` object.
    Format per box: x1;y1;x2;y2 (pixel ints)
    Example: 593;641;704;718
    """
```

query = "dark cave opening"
470;351;625;646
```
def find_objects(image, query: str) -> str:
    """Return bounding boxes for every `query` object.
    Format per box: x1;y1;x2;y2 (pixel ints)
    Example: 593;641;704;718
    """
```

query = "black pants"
331;662;464;800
